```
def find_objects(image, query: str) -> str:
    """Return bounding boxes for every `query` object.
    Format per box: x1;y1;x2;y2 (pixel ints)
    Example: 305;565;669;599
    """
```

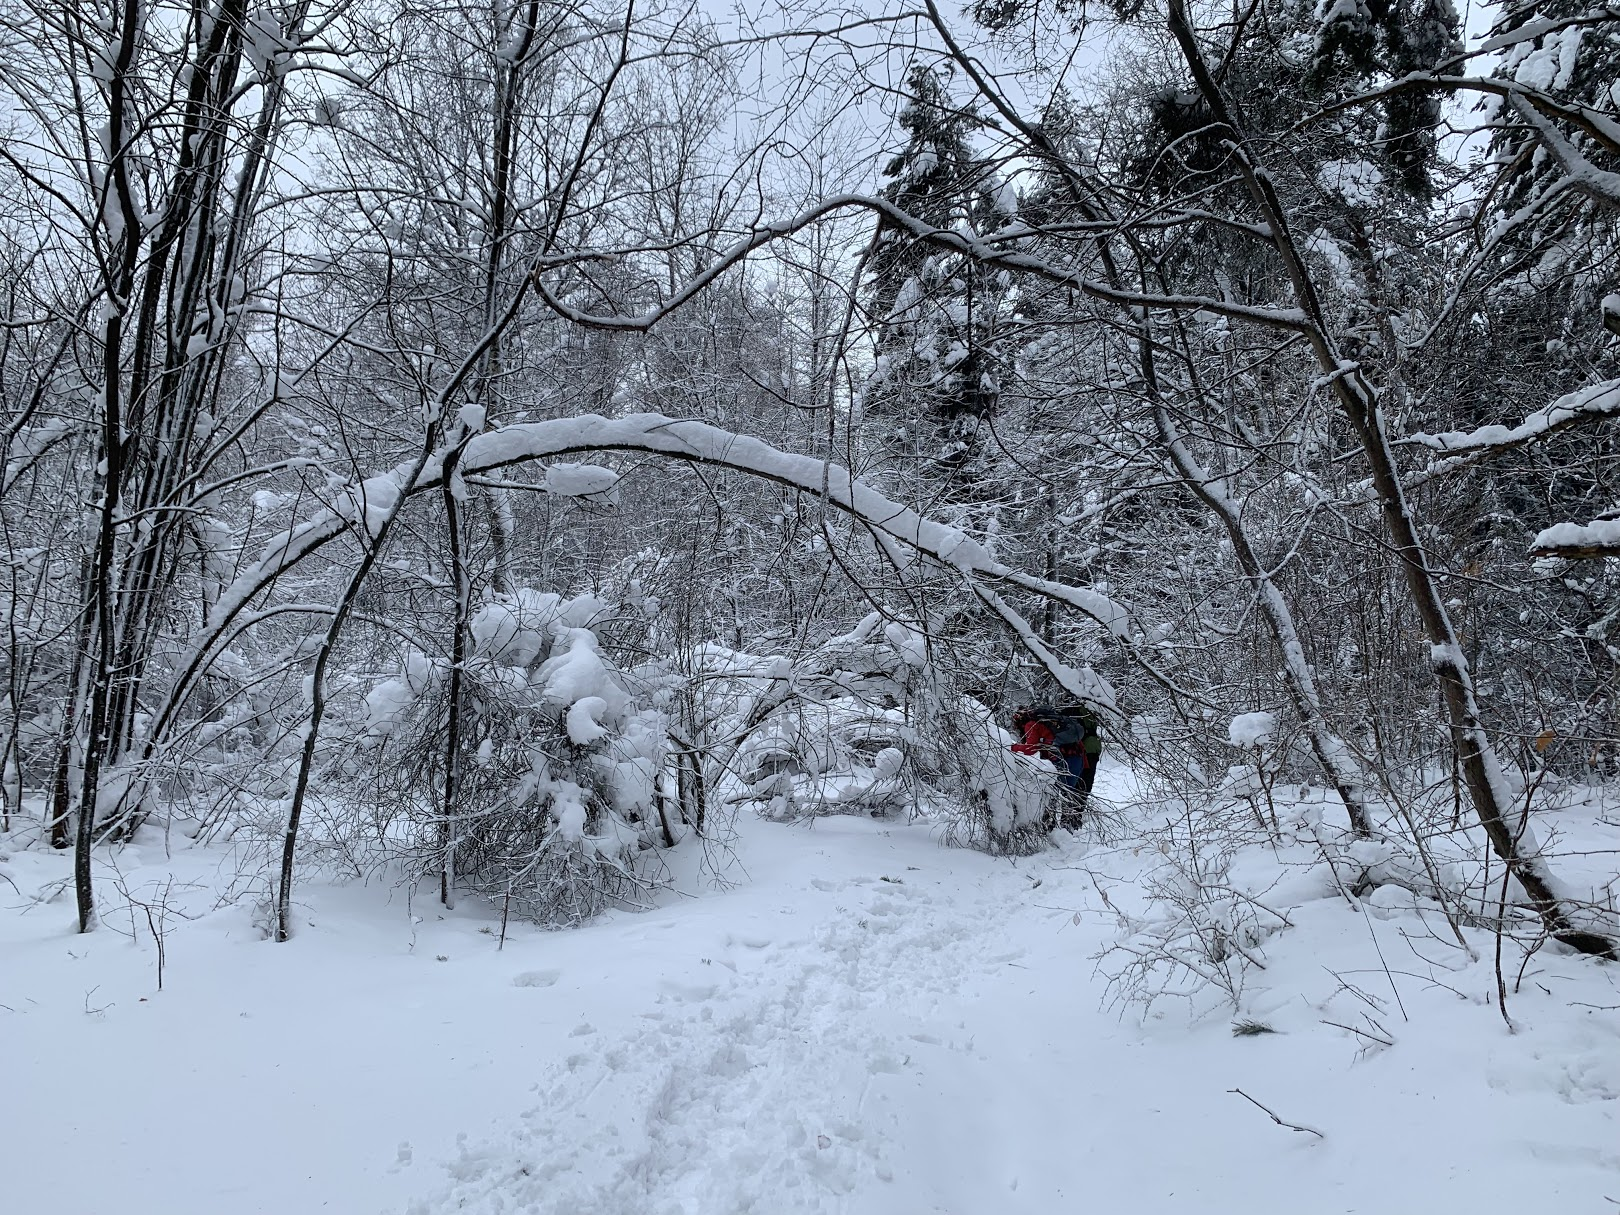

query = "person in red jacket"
1009;706;1060;762
1009;705;1090;830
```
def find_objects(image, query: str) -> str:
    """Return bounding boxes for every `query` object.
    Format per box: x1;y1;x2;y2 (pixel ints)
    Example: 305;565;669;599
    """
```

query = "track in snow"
410;864;1022;1214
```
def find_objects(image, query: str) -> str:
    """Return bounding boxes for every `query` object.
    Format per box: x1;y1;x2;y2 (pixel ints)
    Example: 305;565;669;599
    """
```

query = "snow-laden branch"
209;412;1129;636
3;418;76;494
1507;97;1620;209
169;412;1131;739
1406;377;1620;455
1478;7;1620;51
462;414;1131;632
1302;70;1620;160
1155;404;1373;836
1530;514;1620;559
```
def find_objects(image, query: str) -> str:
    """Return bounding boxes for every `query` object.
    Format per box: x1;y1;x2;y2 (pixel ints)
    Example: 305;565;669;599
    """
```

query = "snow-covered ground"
4;764;1619;1214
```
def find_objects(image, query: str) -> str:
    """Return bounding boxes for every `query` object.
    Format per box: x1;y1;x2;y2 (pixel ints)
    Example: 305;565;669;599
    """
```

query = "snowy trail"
407;810;1620;1215
415;852;1024;1214
6;784;1619;1215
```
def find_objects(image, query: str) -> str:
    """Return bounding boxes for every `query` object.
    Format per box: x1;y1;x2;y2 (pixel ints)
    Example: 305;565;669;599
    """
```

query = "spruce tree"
863;64;1014;515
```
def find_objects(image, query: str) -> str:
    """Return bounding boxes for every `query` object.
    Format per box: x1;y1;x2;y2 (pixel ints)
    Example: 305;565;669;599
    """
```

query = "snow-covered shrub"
933;699;1054;855
710;611;1056;851
356;591;672;925
1097;826;1293;1016
718;613;927;820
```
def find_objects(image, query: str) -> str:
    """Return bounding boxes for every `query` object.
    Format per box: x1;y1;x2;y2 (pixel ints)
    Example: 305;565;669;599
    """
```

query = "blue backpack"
1030;704;1085;756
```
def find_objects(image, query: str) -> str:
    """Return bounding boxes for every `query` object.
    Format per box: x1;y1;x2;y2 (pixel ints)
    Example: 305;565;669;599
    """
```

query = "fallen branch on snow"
1227;1087;1325;1139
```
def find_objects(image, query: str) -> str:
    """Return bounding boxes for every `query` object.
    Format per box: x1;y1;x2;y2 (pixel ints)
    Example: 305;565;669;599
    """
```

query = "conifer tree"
863;64;1015;515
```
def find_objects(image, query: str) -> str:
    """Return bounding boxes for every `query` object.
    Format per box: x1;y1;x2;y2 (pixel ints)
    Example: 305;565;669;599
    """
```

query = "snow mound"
1228;711;1276;748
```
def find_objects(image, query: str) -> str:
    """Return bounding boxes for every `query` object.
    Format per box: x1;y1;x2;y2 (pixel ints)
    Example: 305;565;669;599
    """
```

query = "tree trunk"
1165;0;1615;957
439;438;475;910
1152;401;1375;838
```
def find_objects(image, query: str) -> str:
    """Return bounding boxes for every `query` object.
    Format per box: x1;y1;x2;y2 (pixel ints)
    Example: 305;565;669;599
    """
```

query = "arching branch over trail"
152;412;1132;752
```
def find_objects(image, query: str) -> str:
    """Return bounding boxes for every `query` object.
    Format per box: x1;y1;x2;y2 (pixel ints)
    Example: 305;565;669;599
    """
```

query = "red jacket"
1011;718;1090;769
1011;719;1059;760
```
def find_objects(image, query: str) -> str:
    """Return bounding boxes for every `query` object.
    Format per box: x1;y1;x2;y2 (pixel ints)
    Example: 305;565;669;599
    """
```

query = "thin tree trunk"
71;0;150;931
1152;401;1375;838
277;480;420;941
76;353;126;934
47;547;97;851
439;439;475;909
469;0;539;596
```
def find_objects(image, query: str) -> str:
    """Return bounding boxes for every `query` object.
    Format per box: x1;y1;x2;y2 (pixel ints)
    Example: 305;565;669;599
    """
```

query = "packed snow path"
4;792;1618;1214
408;819;1620;1215
421;852;1041;1214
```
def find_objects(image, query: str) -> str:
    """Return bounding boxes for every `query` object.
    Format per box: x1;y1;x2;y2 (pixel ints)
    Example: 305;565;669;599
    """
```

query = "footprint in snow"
512;969;561;988
657;979;720;1002
412;857;1014;1215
